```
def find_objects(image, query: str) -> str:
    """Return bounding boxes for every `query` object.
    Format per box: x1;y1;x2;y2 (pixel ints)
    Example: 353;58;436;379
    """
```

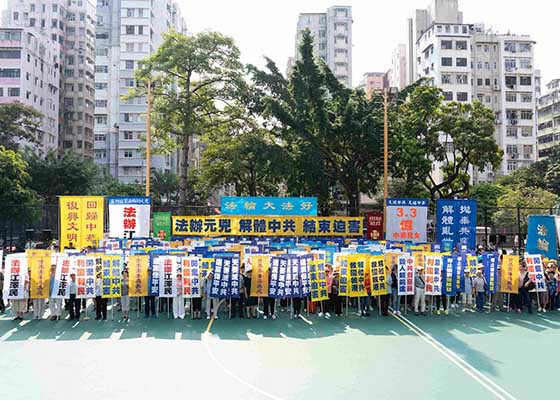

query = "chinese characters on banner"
338;256;350;296
250;255;270;297
211;256;241;299
455;255;464;292
369;256;388;296
299;256;311;298
172;216;363;237
442;255;457;296
347;254;367;297
436;200;478;251
284;256;301;298
153;212;172;240
466;255;478;276
397;255;415;295
27;249;52;299
221;196;317;216
424;254;442;295
482;252;499;294
269;256;283;298
366;212;384;240
59;196;104;250
525;254;547;293
159;256;178;298
101;255;122;298
309;260;329;301
76;256;96;299
51;255;71;299
2;254;28;300
385;198;428;243
128;255;149;297
526;216;558;259
108;197;151;238
181;257;201;298
149;255;160;296
500;255;519;294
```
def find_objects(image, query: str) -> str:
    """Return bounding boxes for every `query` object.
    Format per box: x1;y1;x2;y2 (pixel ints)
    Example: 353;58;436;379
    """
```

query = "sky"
178;0;559;87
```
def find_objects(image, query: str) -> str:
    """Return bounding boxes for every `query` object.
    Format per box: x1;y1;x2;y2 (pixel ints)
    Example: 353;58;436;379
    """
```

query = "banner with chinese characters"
181;257;201;298
466;255;478;276
347;254;367;297
526;216;558;260
108;197;151;238
250;255;270;297
153;212;172;241
27;249;52;299
158;255;179;298
59;196;104;251
299;255;311;298
424;254;442;295
149;255;161;297
442;255;457;296
172;216;363;237
221;196;317;216
482;252;499;294
369;256;388;296
500;255;519;294
101;255;122;298
456;254;464;292
2;254;28;300
386;198;428;243
75;256;96;299
309;259;329;302
269;256;284;298
524;254;547;293
436;199;477;251
338;256;350;296
283;256;302;298
128;255;149;297
211;256;241;299
366;212;384;240
51;255;71;299
397;255;415;295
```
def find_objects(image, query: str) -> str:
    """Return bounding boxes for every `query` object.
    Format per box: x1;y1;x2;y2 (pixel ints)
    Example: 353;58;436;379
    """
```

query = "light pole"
382;87;399;238
145;81;152;197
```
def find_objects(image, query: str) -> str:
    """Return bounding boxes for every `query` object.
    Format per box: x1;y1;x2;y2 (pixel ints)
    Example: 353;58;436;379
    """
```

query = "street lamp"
145;80;154;197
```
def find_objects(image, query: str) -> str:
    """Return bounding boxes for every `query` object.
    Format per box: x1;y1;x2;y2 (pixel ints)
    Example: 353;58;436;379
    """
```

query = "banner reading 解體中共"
500;255;519;294
153;212;172;241
172;216;363;237
128;255;149;297
2;254;28;300
385;198;428;243
27;249;52;299
108;197;151;238
436;199;477;251
369;256;388;296
250;255;270;297
59;196;104;250
101;255;123;298
526;215;558;260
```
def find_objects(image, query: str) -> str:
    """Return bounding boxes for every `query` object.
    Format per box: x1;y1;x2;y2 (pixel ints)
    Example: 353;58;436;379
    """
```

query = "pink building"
362;72;389;98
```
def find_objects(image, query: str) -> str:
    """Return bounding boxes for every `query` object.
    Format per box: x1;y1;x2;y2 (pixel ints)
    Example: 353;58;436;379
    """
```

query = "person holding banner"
517;264;533;314
414;267;426;316
473;271;487;312
331;268;342;317
0;267;5;314
95;274;107;320
546;270;558;311
243;267;258;319
49;264;63;321
11;270;30;321
389;265;400;315
462;270;474;312
204;271;220;320
68;273;80;320
173;271;185;319
121;270;130;321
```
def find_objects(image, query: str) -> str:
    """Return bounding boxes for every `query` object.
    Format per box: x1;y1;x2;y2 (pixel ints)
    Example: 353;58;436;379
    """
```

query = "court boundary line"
391;312;517;400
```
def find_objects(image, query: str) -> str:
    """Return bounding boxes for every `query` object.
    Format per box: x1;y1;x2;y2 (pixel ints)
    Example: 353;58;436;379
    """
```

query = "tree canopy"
0;102;42;151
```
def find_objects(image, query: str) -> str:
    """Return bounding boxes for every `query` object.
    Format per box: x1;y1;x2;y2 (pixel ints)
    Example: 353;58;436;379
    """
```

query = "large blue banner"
221;197;317;216
482;252;499;294
526;215;558;259
442;255;457;296
211;255;240;298
436;199;477;251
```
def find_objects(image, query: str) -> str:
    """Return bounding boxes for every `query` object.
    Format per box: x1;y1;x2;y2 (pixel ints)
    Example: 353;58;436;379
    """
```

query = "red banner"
367;212;384;240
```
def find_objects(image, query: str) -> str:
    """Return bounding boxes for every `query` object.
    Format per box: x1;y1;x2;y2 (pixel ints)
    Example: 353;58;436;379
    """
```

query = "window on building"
523;145;533;158
456;74;468;84
507;161;518;171
7;88;19;97
127;8;134;17
520;110;533;120
123;151;133;158
456;41;467;50
519;76;532;86
443;91;453;101
520;58;532;69
521;127;532;137
506;127;517;137
504;42;516;52
95;100;107;108
453;26;459;33
456;58;467;67
476;78;483;86
95;115;107;124
506;92;517;102
445;25;450;33
441;74;451;84
477;94;484;101
462;26;468;34
505;76;517;88
0;50;21;59
123;131;134;140
95;150;106;159
506;144;518;155
95;65;108;73
441;40;453;50
0;68;21;77
456;92;468;102
125;25;135;34
484;78;490;86
519;43;531;52
13;12;19;21
138;26;144;35
125;60;134;69
477;61;483;69
125;43;134;52
441;57;452;66
520;93;532;103
505;59;516;71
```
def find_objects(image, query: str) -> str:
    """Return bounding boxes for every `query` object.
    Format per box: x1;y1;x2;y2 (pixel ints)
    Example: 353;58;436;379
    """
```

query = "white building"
390;44;407;90
93;0;186;183
537;79;560;160
0;27;59;155
293;5;352;87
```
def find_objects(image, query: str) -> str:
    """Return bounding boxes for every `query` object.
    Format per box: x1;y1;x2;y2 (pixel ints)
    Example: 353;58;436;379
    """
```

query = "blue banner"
269;256;284;299
482;252;499;294
436;199;477;251
442;255;457;296
211;255;240;298
526;215;558;259
221;197;317;216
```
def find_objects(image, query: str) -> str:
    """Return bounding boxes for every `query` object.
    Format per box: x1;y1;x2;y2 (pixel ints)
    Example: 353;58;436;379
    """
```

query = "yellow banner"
172;216;363;237
466;255;478;276
59;196;104;250
369;255;388;296
128;255;149;297
413;252;425;270
501;255;519;294
28;249;52;299
309;260;329;302
250;255;270;297
101;255;122;298
201;258;214;278
347;254;368;297
385;252;402;270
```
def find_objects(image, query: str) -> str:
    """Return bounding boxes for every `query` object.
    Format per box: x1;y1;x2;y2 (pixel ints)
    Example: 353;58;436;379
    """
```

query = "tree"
249;30;383;215
0;146;39;223
392;85;502;201
25;150;99;203
0;102;42;151
152;170;179;205
494;187;557;232
90;175;145;197
133;30;246;211
469;183;507;225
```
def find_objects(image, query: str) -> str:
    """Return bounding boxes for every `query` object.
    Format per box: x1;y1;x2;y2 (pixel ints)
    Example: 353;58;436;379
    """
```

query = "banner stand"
167;299;170;319
111;298;114;320
535;288;541;311
404;295;407;315
378;294;381;317
156;298;159;318
489;293;492;313
345;296;349;316
507;294;510;312
290;298;293;320
137;298;140;318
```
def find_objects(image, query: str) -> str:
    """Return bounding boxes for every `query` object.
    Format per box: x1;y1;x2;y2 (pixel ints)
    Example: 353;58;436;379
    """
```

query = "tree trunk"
343;180;361;217
178;136;190;214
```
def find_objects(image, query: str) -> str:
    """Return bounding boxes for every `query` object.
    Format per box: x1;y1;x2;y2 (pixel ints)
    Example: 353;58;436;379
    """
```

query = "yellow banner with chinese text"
59;196;104;251
28;249;52;299
250;255;270;297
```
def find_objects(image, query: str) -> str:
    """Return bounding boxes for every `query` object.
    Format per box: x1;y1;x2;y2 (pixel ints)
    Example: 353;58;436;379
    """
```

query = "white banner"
75;256;96;299
108;197;151;238
424;254;443;295
159;255;178;298
181;257;201;298
2;254;28;300
524;254;547;293
397;255;415;295
386;198;428;243
51;255;71;299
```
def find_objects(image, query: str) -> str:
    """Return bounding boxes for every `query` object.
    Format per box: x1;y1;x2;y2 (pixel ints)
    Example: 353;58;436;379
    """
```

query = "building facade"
537;79;560;160
0;27;60;155
389;44;407;90
293;5;352;87
361;72;388;98
93;0;186;183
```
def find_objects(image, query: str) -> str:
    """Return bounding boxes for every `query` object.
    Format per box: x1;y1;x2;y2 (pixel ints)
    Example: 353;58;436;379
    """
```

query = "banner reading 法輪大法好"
386;198;428;243
436;199;477;251
59;196;104;250
172;216;363;237
221;197;317;216
108;197;151;239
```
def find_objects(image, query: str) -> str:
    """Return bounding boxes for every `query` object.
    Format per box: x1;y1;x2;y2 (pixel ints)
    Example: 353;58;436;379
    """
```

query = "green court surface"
0;304;558;400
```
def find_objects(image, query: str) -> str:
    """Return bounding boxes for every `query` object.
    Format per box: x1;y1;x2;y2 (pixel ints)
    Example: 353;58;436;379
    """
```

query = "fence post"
484;207;488;243
517;207;522;253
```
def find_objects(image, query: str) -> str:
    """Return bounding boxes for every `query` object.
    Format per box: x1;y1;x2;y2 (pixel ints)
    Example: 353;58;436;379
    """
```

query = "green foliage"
0;145;39;223
25;150;99;203
152;170;179;205
0;102;42;151
469;183;507;224
90;175;145;197
494;187;557;231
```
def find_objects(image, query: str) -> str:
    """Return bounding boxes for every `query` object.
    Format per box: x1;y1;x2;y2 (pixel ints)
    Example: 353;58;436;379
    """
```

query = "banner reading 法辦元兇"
128;255;149;297
221;197;317;216
172;216;363;237
436;199;477;251
526;215;558;260
108;197;151;238
27;249;52;299
386;198;428;243
501;255;519;294
59;196;104;250
2;254;28;300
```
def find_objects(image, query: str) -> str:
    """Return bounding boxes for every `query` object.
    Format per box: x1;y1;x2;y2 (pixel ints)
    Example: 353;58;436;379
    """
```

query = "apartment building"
361;72;388;98
293;5;352;87
389;44;407;90
93;0;186;183
0;27;59;154
537;79;560;160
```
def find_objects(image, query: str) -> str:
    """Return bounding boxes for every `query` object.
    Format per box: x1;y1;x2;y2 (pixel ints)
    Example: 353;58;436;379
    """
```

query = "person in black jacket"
517;263;533;314
390;265;400;314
